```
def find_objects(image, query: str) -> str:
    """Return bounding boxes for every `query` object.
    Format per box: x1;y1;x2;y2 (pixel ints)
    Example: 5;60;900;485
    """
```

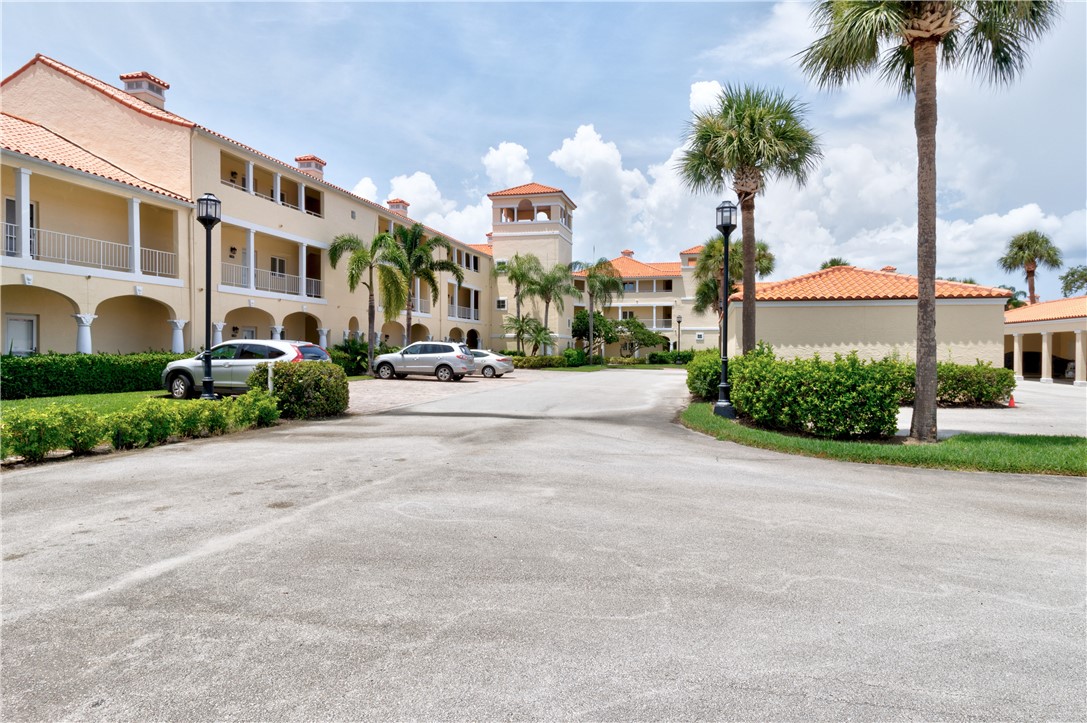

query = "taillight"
497;357;510;363
456;353;471;360
287;346;303;362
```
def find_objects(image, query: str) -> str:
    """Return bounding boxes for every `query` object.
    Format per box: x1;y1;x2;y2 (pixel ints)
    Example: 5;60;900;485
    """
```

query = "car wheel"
168;373;194;399
482;366;495;378
377;363;395;380
435;365;454;382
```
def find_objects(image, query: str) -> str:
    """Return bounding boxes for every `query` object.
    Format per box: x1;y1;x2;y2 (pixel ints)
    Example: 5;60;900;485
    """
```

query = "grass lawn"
681;402;1086;477
1;390;178;416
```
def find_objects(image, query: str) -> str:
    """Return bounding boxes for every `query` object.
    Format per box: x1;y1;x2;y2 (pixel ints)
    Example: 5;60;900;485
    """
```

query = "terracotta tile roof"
573;255;680;279
651;262;682;275
2;112;189;201
119;70;170;89
680;245;704;255
1004;296;1087;324
468;244;493;257
488;182;564;197
295;154;326;165
730;265;1012;302
4;54;195;127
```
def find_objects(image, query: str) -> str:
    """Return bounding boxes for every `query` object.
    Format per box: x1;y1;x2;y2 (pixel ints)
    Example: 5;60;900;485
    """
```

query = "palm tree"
527;263;583;351
820;257;850;269
692;236;775;321
997;285;1028;310
678;84;821;354
495;253;543;353
328;232;407;373
392;223;463;345
502;314;538;355
801;1;1060;443
525;318;554;356
999;230;1063;304
577;258;624;360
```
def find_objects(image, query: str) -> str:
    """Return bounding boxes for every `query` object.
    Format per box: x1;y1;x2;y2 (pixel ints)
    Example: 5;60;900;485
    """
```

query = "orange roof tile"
573;255;680;279
119;70;170;89
1004;296;1087;324
680;245;704;255
488;182;563;197
295;154;326;165
468;244;493;257
730;265;1012;302
2;112;189;201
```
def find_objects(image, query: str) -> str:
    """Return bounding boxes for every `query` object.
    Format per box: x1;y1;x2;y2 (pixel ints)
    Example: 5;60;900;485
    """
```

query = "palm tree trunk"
405;276;414;347
740;194;757;354
588;294;595;361
366;287;376;373
515;285;523;354
543;300;551;356
1026;262;1037;304
909;38;940;443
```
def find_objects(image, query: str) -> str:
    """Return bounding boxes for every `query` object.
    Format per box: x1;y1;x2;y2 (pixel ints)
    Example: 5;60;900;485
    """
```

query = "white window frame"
4;313;37;355
270;256;286;276
496;297;507;311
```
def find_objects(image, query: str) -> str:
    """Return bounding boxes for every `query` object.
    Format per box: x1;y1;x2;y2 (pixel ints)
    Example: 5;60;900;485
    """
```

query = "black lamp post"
675;314;683;352
196;193;221;400
714;200;737;418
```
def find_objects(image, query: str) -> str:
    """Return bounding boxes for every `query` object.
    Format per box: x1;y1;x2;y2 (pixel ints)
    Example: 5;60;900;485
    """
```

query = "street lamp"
196;193;221;400
714;200;737;418
675;314;683;352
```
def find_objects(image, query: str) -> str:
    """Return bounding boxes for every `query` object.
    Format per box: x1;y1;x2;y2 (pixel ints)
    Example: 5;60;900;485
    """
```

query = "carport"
1005;296;1087;386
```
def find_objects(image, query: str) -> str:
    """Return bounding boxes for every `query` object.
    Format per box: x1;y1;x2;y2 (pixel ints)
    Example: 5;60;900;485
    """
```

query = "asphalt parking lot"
2;369;1084;720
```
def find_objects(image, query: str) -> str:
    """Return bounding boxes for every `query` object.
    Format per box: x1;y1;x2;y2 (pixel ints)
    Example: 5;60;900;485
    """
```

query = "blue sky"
4;1;1085;301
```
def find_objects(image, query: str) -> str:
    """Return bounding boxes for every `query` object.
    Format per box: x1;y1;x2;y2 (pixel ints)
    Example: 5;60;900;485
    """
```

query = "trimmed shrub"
108;410;151;450
55;405;108;454
175;402;210;438
563;348;586;367
936;361;1015;405
134;399;180;446
511;355;567;369
686;350;723;400
248;361;348;419
1;351;188;399
202;399;234;434
1;408;68;462
231;389;281;428
329;338;371;376
649;350;695;365
606;357;646;366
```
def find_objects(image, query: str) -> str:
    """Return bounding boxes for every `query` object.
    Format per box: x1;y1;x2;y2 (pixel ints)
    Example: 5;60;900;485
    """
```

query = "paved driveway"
3;370;1084;720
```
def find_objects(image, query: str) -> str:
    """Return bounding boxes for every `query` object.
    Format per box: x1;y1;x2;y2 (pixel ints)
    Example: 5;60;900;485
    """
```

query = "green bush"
649;350;696;365
108;410;151;450
55;405;108;454
0;408;69;462
202;399;233;434
1;351;188;399
563;348;586;367
175;402;210;438
248;361;348;419
231;389;281;428
134;399;180;446
512;355;567;369
936;361;1015;405
686;350;724;400
329;338;371;376
606;357;646;366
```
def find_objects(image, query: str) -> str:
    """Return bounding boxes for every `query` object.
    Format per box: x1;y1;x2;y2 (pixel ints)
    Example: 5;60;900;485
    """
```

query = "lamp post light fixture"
196;193;222;400
675;314;683;352
714;200;738;418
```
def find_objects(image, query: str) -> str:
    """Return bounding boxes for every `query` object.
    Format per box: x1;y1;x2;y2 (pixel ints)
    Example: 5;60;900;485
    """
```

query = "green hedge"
648;350;695;365
247;361;348;418
1;352;189;400
563;348;586;367
1;391;279;463
686;351;723;400
512;355;568;369
605;357;647;366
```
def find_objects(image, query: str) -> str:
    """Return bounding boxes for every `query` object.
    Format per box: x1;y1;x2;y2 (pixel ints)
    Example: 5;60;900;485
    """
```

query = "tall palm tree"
528;263;583;349
997;285;1028;310
328;232;407;373
692;236;775;322
999;230;1063;305
495;253;543;353
572;258;624;360
678;84;821;354
801;1;1060;443
392;223;463;345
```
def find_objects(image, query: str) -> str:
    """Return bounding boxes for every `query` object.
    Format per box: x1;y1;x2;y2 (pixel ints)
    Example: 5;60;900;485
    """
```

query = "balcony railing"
3;223;177;278
448;305;480;321
410;297;431;314
656;319;673;329
221;262;323;299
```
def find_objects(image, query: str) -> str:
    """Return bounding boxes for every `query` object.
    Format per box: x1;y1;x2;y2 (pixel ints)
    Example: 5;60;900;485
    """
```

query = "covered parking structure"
1004;296;1087;386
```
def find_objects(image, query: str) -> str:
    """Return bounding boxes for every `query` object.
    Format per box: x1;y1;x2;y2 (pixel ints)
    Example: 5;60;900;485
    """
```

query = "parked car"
470;349;514;378
162;340;330;399
373;342;475;381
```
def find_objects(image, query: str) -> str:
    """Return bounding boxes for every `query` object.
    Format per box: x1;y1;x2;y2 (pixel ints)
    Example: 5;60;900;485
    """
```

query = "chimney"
880;265;897;273
621;249;634;258
387;198;410;216
296;155;326;180
120;71;169;109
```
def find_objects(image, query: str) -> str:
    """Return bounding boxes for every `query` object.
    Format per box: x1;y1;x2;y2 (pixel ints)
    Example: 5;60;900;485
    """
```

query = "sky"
4;1;1085;302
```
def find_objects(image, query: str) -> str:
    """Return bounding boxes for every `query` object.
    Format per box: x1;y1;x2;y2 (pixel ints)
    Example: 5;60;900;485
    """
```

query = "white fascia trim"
7;152;192;207
218;285;328;304
1005;318;1087;332
755;298;1007;308
221;214;327;249
0;256;185;286
448;280;481;292
489;230;573;243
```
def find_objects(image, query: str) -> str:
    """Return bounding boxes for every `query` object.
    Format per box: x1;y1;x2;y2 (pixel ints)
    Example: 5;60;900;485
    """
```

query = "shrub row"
328;338;371;376
1;352;189;400
1;391;280;463
647;350;696;365
512;355;568;369
247;361;349;418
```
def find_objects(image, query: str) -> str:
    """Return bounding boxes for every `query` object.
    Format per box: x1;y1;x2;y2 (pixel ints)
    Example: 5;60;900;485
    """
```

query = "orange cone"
1008;395;1016;408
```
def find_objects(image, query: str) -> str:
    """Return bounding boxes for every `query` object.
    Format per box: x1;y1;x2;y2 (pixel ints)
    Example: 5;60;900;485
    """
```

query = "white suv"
373;342;476;381
162;340;330;398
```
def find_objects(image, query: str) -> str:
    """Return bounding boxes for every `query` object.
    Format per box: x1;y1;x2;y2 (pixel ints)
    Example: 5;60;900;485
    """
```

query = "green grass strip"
1;390;175;416
681;402;1086;477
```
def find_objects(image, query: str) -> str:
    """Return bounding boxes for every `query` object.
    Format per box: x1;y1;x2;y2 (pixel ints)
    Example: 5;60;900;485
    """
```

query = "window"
270;256;286;276
496;298;507;311
473;256;479;272
661;280;673;292
4;198;38;256
350;210;356;220
621;311;635;320
4;314;36;355
495;259;508;273
695;332;705;341
623;282;636;292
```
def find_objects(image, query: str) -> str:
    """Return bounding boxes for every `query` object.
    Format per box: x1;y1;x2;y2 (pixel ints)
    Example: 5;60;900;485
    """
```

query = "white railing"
222;263;323;299
220;179;247;191
411;298;431;314
655;319;673;329
222;262;249;288
255;268;300;295
449;305;479;321
5;223;177;277
305;277;322;298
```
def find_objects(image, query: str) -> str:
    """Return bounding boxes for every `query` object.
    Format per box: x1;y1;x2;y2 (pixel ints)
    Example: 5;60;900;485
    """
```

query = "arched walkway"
466;329;480;349
381;320;406;348
94;295;176;353
348;316;361;341
1;284;79;354
224;307;275;341
448;327;464;343
409;323;430;343
282;311;321;344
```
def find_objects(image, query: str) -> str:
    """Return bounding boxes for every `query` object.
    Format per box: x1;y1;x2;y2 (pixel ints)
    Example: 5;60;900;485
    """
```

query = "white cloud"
388;171;457;219
351;177;378;202
700;2;815;73
689;81;722;114
482;142;533;188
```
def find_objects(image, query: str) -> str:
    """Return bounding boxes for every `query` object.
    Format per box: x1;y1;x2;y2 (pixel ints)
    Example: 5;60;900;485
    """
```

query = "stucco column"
298;243;307;297
1012;332;1024;381
1040;331;1053;383
73;314;96;354
273;173;282;204
213;321;226;346
245;161;254;194
270;325;284;340
168;319;187;353
128;197;141;273
15;167;32;259
1075;329;1086;387
298;182;306;211
318;328;329;348
246;229;256;290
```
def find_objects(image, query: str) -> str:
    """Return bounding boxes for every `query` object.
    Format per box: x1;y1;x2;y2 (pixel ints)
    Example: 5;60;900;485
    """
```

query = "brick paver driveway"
3;369;1084;720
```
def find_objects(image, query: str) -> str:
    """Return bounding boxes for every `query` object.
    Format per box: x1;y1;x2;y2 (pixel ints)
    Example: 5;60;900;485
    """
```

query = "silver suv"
373;342;476;381
162;339;330;398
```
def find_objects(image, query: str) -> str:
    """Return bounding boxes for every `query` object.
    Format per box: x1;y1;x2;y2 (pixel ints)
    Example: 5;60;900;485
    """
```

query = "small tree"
615;318;669;358
571;310;617;359
998;285;1028;310
525;318;555;356
1059;265;1087;297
